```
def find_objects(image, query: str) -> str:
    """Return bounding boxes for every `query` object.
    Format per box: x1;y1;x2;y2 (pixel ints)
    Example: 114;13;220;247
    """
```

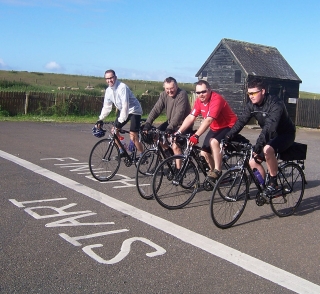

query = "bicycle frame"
224;141;306;201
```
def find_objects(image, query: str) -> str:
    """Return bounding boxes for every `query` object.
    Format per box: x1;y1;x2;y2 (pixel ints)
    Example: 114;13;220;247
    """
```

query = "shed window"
202;71;207;78
234;70;241;83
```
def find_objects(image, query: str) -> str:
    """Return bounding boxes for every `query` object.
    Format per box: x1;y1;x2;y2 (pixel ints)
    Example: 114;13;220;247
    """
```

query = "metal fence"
0;92;319;129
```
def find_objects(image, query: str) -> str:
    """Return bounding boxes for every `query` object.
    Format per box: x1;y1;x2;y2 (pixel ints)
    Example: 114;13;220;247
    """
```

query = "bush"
0;105;10;117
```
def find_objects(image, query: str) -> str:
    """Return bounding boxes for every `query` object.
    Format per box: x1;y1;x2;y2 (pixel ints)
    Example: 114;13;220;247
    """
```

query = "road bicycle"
210;141;307;229
89;120;152;182
135;128;183;200
151;134;243;210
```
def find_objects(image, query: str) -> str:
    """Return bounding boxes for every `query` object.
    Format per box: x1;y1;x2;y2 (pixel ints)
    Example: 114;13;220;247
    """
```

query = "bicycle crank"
255;192;267;206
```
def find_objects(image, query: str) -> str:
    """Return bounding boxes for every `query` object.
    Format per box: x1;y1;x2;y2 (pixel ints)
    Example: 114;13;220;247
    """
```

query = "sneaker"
206;169;222;185
265;182;283;197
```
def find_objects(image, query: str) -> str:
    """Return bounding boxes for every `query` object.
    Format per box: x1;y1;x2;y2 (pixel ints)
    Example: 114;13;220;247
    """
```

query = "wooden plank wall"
296;98;320;128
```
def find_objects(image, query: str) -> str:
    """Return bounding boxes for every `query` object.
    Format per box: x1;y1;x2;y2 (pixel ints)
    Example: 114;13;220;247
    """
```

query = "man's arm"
117;87;130;123
193;116;213;137
167;90;190;130
256;99;283;148
99;91;113;120
177;114;196;133
225;103;252;139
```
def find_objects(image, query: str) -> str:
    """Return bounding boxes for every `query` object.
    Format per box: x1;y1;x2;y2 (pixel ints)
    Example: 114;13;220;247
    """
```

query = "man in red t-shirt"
177;80;237;183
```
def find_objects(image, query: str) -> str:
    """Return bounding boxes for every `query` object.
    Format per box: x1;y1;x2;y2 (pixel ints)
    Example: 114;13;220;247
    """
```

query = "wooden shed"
195;38;302;123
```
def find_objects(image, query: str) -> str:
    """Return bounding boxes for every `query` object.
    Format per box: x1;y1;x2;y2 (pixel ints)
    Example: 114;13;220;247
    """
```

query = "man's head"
195;80;211;104
163;77;178;97
105;69;117;87
247;78;266;105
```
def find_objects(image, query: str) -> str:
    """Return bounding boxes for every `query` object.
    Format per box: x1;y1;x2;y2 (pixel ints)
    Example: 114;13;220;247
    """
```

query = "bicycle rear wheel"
135;149;162;200
152;155;199;209
210;167;249;229
89;139;121;181
270;162;305;217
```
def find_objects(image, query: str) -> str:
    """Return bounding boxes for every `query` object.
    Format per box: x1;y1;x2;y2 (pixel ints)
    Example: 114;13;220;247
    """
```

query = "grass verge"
0;113;168;124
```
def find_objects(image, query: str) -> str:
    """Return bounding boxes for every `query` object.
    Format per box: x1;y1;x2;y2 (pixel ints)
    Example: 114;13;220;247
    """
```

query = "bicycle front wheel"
152;155;199;209
89;139;121;181
270;162;305;217
210;167;249;229
135;149;162;200
223;152;244;169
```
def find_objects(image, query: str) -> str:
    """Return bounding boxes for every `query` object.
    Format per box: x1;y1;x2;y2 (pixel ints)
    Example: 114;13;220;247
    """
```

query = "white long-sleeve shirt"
99;79;142;123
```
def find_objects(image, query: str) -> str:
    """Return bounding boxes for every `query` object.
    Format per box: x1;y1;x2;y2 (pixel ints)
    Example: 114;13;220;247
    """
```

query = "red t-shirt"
191;91;237;131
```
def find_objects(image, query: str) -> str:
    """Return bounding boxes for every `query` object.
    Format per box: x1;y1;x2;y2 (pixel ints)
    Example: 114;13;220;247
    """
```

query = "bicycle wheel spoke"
153;156;199;209
136;150;162;200
270;162;304;217
210;168;248;229
89;139;121;181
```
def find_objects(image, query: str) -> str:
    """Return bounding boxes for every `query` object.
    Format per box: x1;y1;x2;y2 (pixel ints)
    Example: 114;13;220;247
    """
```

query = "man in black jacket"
225;78;296;195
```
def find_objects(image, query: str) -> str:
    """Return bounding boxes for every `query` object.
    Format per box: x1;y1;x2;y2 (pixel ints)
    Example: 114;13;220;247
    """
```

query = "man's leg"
265;133;295;195
200;150;214;170
129;114;144;155
130;131;144;153
264;145;278;177
210;138;222;171
202;130;225;184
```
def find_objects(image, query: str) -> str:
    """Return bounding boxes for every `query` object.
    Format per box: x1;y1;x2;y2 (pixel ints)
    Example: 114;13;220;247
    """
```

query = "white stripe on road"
1;150;319;294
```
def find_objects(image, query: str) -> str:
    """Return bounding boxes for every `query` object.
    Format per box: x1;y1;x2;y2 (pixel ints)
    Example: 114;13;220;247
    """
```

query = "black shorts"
202;128;231;153
256;132;296;161
116;113;141;132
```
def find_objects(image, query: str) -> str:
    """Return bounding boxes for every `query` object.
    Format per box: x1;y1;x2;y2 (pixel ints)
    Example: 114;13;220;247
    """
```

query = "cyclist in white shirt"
96;69;144;158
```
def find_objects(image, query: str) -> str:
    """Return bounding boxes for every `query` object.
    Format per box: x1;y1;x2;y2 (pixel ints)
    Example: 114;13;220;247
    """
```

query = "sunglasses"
105;76;115;81
247;90;261;96
195;89;207;95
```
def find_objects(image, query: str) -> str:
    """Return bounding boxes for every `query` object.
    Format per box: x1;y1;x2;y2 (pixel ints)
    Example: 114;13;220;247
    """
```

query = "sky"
0;0;319;93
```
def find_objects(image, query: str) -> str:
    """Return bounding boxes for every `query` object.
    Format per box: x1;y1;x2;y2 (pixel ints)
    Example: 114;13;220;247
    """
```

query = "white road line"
1;149;319;294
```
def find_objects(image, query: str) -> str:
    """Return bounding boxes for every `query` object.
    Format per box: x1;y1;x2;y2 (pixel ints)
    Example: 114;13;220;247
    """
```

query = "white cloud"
0;58;6;68
45;61;63;72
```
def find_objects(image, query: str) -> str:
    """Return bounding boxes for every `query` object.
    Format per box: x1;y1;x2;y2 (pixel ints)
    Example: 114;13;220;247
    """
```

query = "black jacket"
227;94;296;148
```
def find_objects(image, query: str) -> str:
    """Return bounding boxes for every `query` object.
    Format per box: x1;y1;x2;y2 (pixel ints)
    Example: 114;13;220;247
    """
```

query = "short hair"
163;77;177;85
195;80;211;90
247;78;266;90
105;69;116;76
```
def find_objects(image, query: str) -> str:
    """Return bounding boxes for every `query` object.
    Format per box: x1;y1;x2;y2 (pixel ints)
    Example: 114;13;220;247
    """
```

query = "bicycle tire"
152;155;199;209
135;149;162;200
270;162;305;217
210;167;249;229
89;138;121;181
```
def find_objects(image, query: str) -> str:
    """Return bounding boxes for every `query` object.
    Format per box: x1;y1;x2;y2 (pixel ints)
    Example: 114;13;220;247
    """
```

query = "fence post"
25;92;29;114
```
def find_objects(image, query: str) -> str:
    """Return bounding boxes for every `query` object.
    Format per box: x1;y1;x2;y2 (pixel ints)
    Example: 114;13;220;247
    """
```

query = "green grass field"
0;70;319;123
0;70;195;97
299;91;320;99
1;69;318;98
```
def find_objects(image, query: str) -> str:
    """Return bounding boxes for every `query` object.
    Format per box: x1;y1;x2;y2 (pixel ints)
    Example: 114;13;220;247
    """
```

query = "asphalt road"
0;121;319;294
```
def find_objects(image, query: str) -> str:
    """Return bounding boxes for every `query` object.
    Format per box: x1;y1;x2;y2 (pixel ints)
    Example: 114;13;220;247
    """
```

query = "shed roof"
196;38;302;82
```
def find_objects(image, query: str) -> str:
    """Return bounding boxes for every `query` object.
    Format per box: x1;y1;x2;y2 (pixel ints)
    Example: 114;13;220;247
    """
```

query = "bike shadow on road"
180;181;320;229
